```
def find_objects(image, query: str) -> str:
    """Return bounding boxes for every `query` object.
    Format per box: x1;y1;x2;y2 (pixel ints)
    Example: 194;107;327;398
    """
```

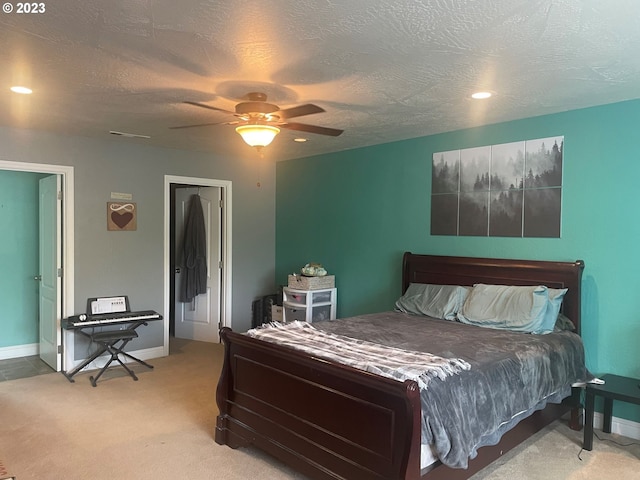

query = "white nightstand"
282;287;337;323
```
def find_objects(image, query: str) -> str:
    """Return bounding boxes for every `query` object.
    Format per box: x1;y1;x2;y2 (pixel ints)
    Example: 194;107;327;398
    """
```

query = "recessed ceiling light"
471;91;492;100
10;86;33;95
293;138;308;143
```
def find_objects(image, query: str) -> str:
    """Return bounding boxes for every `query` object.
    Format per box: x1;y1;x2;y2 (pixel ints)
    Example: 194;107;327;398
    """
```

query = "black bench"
87;329;154;387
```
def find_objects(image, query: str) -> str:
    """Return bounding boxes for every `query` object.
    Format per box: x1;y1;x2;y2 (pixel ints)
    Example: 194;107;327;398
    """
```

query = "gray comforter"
313;311;591;469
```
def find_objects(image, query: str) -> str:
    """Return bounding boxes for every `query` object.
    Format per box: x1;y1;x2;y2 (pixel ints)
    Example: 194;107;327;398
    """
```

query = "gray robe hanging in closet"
181;194;208;303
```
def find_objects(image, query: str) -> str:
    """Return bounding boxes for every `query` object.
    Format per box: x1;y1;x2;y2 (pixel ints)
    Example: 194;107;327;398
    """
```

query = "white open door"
39;174;62;370
174;187;222;343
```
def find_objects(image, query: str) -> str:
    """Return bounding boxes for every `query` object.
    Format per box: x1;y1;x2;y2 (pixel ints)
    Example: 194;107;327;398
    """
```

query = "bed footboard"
216;327;423;480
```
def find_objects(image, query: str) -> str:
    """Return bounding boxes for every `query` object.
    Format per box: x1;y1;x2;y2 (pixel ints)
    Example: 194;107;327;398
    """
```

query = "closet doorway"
163;176;232;354
173;185;221;343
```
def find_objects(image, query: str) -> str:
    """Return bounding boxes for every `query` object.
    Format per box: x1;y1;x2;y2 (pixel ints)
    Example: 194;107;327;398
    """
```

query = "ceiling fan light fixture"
235;124;280;148
10;85;33;94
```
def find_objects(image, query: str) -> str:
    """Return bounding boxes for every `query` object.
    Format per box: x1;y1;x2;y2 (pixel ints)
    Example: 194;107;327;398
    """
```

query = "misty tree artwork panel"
522;138;563;237
459;146;490;236
431;194;459;235
431;150;460;235
430;136;563;238
489;141;525;237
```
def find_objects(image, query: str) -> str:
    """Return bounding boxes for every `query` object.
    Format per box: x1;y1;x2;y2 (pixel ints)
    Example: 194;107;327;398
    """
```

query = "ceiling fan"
171;92;344;152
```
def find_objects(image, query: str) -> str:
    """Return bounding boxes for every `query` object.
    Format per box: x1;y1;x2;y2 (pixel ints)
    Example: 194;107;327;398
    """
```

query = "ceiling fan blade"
169;121;228;130
183;100;235;115
281;122;344;137
277;104;325;119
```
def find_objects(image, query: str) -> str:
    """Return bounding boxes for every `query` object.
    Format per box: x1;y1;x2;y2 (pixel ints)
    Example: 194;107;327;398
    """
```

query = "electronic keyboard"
63;310;162;329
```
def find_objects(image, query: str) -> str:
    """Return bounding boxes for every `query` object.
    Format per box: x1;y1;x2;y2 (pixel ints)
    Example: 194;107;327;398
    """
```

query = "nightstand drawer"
285;290;307;305
283;287;336;306
283;303;307;323
283;302;335;323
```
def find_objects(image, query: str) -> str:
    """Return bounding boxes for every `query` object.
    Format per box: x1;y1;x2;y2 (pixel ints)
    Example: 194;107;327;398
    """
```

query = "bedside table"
583;373;640;450
282;287;337;323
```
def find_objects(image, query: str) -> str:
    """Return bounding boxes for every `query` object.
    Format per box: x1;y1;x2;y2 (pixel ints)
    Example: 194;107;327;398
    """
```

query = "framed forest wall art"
431;136;563;238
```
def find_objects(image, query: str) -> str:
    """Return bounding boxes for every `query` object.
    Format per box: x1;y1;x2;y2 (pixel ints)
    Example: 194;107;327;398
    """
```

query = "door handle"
175;267;181;274
34;275;42;281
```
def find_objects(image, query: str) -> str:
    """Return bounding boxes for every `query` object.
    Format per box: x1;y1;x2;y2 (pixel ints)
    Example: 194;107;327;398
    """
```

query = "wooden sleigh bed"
215;253;586;480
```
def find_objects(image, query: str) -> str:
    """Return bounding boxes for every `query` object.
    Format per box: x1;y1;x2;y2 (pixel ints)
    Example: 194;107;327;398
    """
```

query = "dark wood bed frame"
216;253;585;480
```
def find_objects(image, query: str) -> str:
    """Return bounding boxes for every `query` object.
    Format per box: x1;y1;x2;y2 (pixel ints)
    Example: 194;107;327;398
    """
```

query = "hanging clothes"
180;194;208;303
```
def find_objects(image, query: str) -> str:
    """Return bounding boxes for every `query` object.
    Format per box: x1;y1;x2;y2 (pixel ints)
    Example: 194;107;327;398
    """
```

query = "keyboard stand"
62;319;154;386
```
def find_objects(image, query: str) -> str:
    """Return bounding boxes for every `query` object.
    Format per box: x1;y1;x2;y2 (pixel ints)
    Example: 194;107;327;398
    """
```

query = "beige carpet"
468;421;640;479
0;338;638;480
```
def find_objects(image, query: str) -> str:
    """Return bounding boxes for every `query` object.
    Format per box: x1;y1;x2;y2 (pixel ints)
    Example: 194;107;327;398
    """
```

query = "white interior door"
174;187;222;342
39;174;62;370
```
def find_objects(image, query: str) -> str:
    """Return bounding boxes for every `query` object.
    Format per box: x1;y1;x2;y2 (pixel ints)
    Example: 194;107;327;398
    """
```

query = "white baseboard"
65;346;165;373
0;343;38;360
593;412;640;440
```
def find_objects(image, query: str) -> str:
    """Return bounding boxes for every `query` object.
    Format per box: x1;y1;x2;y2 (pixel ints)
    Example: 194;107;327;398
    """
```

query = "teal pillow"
457;284;553;334
395;283;470;320
541;288;569;333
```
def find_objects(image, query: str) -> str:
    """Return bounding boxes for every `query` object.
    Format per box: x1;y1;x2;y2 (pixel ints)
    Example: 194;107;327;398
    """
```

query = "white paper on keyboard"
91;296;128;314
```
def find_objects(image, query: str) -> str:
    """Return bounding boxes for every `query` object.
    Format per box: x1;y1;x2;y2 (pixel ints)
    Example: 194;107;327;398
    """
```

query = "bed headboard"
402;253;585;334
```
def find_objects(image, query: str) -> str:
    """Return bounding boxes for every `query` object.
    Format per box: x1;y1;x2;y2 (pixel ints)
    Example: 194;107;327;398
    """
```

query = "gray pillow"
395;283;471;320
457;284;568;334
554;312;576;332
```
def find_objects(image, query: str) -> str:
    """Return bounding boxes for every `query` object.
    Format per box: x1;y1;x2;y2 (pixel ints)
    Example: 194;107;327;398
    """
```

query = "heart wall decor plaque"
107;202;137;231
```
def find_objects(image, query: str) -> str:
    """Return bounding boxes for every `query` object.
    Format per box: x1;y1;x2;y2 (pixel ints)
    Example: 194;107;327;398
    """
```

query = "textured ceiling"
1;0;640;162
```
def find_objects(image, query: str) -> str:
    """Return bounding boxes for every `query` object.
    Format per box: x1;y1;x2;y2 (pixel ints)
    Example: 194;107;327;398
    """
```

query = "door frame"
163;175;232;353
0;160;75;372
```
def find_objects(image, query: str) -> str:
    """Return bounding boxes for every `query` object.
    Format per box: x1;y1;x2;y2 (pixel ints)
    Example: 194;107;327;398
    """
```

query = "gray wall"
0;126;276;352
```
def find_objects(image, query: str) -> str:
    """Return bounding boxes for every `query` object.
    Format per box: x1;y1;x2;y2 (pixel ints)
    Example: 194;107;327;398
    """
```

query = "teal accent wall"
276;98;640;422
0;170;47;347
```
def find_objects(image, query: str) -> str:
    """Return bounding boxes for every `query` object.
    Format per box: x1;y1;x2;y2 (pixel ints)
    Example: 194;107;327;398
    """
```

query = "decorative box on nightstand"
283;287;337;323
